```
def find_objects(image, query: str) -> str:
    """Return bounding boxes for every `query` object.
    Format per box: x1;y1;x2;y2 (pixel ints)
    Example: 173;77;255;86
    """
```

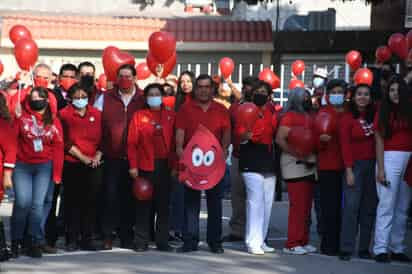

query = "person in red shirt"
175;74;231;253
127;83;175;252
315;79;346;256
10;87;64;259
174;71;195;112
0;93;16;262
338;84;377;261
59;83;103;252
100;64;145;250
373;76;412;263
276;88;317;255
236;80;278;255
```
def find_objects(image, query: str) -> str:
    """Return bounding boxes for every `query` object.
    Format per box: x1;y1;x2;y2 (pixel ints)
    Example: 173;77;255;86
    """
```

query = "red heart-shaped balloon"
345;50;362;71
375;46;392;64
9;25;32;45
136;62;151;80
388;33;408;60
102;46;135;81
148;31;176;64
146;52;176;78
14;38;38;71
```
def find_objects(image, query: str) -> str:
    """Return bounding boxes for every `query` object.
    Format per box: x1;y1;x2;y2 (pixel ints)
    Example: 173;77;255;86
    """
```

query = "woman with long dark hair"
0;92;17;262
339;84;377;261
10;87;64;258
174;71;195;112
373;76;412;263
128;83;175;252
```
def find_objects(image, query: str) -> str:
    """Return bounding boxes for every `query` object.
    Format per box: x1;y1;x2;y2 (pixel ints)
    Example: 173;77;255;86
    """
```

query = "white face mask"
313;77;325;88
147;96;162;108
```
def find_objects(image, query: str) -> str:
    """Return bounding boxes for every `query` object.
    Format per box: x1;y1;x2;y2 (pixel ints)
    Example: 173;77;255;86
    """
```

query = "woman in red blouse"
373;76;412;263
276;88;317;255
59;83;102;251
128;83;175;252
11;87;64;258
338;84;377;261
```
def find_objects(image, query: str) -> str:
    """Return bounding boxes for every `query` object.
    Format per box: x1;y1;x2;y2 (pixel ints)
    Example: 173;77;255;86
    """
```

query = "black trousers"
44;184;63;246
63;161;102;243
183;181;223;248
319;170;343;254
102;158;135;243
135;160;171;248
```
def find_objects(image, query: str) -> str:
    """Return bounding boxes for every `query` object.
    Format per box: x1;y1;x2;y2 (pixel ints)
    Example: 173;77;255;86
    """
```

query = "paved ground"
1;196;411;274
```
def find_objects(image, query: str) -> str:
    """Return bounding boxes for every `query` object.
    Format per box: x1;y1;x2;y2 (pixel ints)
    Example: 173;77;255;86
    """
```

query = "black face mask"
253;93;268;107
29;100;47;111
303;100;312;111
80;75;95;88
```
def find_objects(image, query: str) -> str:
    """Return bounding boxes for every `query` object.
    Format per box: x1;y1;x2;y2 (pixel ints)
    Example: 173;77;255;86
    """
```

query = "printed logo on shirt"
22;117;59;142
359;119;374;137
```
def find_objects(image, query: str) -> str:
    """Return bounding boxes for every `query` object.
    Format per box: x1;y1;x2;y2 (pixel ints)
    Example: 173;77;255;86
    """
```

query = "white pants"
373;151;412;254
242;172;276;249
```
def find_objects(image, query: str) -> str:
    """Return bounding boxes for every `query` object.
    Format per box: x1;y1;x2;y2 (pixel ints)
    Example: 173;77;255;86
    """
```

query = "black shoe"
65;242;79;252
222;234;244;242
11;240;21;258
339;252;351;261
209;244;224;254
80;240;101;251
0;246;11;262
27;245;42;258
41;244;58;254
320;250;338;257
177;245;197;253
120;241;135;250
358;250;372;260
391;253;412;262
133;244;149;252
156;244;176;252
375;253;390;263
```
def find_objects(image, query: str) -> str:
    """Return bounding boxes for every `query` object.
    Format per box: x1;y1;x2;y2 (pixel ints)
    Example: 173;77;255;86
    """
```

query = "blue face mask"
313;77;325;88
72;98;88;109
147;96;162;108
329;94;344;106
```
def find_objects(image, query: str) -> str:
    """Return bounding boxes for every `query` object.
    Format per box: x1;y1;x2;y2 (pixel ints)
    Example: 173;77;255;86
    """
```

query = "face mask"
147;96;162;108
303;100;312;111
328;94;344;106
60;78;77;91
29;99;47;111
80;75;95;88
253;93;268;107
117;77;134;90
162;96;176;109
313;77;325;88
72;98;88;109
34;76;49;89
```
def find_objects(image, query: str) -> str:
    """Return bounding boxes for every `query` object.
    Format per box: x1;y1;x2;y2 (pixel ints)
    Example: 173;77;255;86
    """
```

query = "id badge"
33;138;43;152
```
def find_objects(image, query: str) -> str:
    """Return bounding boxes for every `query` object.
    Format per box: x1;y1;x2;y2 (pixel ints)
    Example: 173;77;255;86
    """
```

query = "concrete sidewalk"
1;198;411;274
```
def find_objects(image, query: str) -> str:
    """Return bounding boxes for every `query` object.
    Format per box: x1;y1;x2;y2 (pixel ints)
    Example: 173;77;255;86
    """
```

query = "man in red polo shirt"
175;74;231;253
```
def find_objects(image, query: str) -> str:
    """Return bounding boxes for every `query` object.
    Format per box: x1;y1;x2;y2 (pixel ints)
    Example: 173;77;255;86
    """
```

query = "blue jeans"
11;161;52;245
169;177;184;234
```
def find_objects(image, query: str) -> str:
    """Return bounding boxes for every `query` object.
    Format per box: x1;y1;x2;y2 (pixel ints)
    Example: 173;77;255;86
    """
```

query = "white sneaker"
261;243;275;253
283;246;308;255
302;244;317;253
247;247;265;255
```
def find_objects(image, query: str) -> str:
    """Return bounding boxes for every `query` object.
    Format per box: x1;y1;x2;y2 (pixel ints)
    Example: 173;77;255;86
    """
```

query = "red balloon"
136;62;151;80
354;68;373;86
314;111;337;135
148;31;176;64
388;33;408;60
219;57;235;79
102;46;135;81
235;102;259;130
291;60;305;76
146;52;176;78
9;25;32;45
133;177;153;201
375;46;392;63
287;127;315;158
345;50;362;71
407;30;412;50
0;62;3;76
97;73;107;91
288;79;305;90
14;39;38;71
259;68;280;89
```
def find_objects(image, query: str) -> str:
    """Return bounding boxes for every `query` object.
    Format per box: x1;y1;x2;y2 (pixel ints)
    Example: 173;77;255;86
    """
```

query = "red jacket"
59;104;102;162
339;111;375;168
15;101;64;182
315;106;344;171
101;86;145;159
0;118;17;202
127;108;175;172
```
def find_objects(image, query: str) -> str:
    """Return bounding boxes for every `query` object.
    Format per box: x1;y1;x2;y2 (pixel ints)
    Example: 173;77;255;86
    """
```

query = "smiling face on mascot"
178;125;226;191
